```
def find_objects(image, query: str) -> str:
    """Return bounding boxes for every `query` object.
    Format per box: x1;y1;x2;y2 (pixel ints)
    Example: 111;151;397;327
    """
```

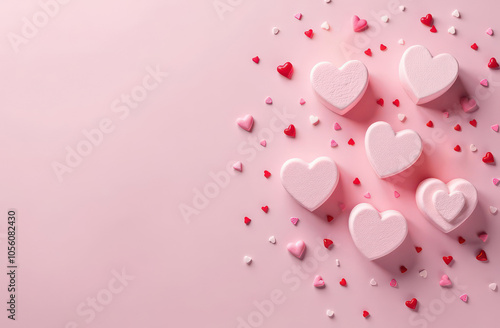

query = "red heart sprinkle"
430;25;437;33
376;98;384;106
304;29;314;38
420;14;433;26
353;178;361;185
284;124;296;138
327;215;334;222
261;206;269;213
476;249;488;261
380;44;387;51
405;298;418;309
471;43;478;50
362;311;370;318
323;239;334;248
400;265;408;273
469;119;477;127
264;170;271;178
364;48;372;56
277;62;294;79
392;99;400;107
454;145;461;152
244;217;251;225
426;120;434;127
458;236;466;244
488;57;499;69
252;56;260;64
454;124;461;131
348;138;355;146
415;247;422;253
339;278;347;286
483;152;495;163
443;256;453;265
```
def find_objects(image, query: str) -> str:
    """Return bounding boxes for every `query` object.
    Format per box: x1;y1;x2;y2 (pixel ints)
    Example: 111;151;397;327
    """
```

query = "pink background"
0;0;499;327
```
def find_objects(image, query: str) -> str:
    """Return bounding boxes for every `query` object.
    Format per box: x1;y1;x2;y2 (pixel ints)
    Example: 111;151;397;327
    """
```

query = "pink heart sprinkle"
265;97;273;104
299;98;306;105
313;275;325;288
394;191;400;198
294;13;302;20
460;97;478;113
236;114;254;132
486;28;494;36
439;275;452;287
390;279;398;287
478;232;488;242
460;294;468;302
443;111;449;118
364;192;371;199
290;217;299;225
334;122;342;130
339;202;346;211
330;139;338;147
260;139;267;147
493;178;499;186
352;15;368;32
480;79;489;87
232;161;242;172
492;124;499;132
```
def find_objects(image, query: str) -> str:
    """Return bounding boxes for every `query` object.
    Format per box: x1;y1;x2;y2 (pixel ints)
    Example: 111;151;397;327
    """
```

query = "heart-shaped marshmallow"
281;157;339;211
416;178;478;233
399;45;458;104
310;60;369;115
287;240;306;259
365;121;423;178
349;203;408;260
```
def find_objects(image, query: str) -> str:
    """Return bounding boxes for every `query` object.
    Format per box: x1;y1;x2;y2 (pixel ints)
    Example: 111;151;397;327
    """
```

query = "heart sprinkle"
471;43;478;50
363;192;371;198
330;139;338;148
304;29;314;38
268;236;276;244
398;39;405;45
415;246;422;253
452;9;460;18
426;120;434;127
430;25;437;33
390;279;398;287
290;217;299;225
439;274;452;287
460;294;468;302
493;178;499;186
398;114;406;122
489;283;498;291
313;275;325;288
448;26;456;35
486;28;494;36
277;62;294;79
323;239;333;249
244;217;251;225
419;270;428;278
336;259;340;266
392;99;400;107
488;57;499;69
364;48;372;56
476;249;488;262
480;79;488;87
299;98;306;105
264;170;271;178
261;206;268;213
348;138;355;146
236;114;254;132
458;236;466;244
490;206;498;214
363;311;370;318
233;161;243;172
399;5;405;11
454;124;461;131
443;256;453;265
482;152;495;163
469;119;477;127
294;13;302;20
478;232;488;242
353;178;361;185
470;144;477;152
272;27;280;35
339;278;347;286
265;96;272;104
405;298;418;309
284;124;296;137
326;309;334;317
400;266;408;273
321;21;330;30
381;15;389;23
443;112;449;118
327;215;334;222
260;139;266;147
287;240;306;259
244;256;252;264
420;14;433;27
376;98;384;106
352;15;368;32
334;122;342;130
370;278;377;286
380;44;387;51
492;124;499;132
252;56;260;64
454;145;461;152
309;115;319;125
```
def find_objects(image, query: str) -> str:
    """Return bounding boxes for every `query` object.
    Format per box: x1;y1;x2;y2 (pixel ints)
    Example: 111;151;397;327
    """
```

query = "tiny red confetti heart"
420;14;433;27
400;266;408;273
458;236;466;244
380;44;387;51
443;256;453;265
454;145;461;152
364;48;372;56
277;62;294;79
469;119;477;127
376;98;384;106
353;178;361;185
284;124;296;138
405;298;418;310
488;57;499;69
362;311;370;318
327;215;334;222
261;206;269;213
471;43;478;50
264;170;271;178
348;138;355;146
252;56;260;64
304;29;314;38
339;278;347;286
392;99;400;107
430;25;437;33
476;249;488;261
483;152;495;163
426;120;434;127
415;247;422;253
323;239;334;248
244;217;251;225
454;124;461;131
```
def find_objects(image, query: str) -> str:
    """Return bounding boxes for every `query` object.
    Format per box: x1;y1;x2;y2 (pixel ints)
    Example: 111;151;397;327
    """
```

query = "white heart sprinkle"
448;26;456;35
336;259;340;267
309;115;319;125
470;144;477;152
244;256;252;264
381;15;389;23
370;278;377;286
398;39;405;45
399;5;405;11
326;309;334;317
452;9;460;18
398;113;406;122
268;236;276;244
490;206;498;214
272;27;279;35
489;283;497;291
321;21;330;30
419;269;428;278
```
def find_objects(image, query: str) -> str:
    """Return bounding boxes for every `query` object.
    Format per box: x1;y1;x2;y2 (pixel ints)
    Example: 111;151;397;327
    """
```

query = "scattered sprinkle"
252;56;260;64
376;98;384;106
415;246;422;253
480;79;489;87
330;139;338;147
244;217;251;225
430;25;437;33
309;115;319;125
334;122;342;130
458;236;466;244
469;119;477;127
448;26;456;35
261;206;268;213
272;27;280;35
452;9;460;18
454;124;461;131
454;145;461;152
336;259;340;266
486;28;494;36
269;236;276;244
380;44;387;51
390;279;398;287
364;48;372;56
492;124;499;132
476;249;488;261
321;21;330;30
490;206;498;214
478;232;488;242
294;13;302;20
339;278;347;286
233;161;243;172
440;274;452;287
260;139;267;147
363;311;370;318
299;98;306;105
471;43;478;50
398;39;405;45
443;256;453;265
304;29;314;38
244;256;252;264
381;15;389;23
326;309;335;318
489;283;498;291
265;96;272;104
398;114;406;122
392;99;400;107
327;215;334;222
363;192;371;198
264;170;271;178
400;266;408;273
290;217;299;225
426;120;434;127
470;144;477;152
419;269;428;278
488;57;499;69
324;238;334;249
353;178;361;185
370;278;378;286
284;124;296;138
348;138;355;146
460;294;468;302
